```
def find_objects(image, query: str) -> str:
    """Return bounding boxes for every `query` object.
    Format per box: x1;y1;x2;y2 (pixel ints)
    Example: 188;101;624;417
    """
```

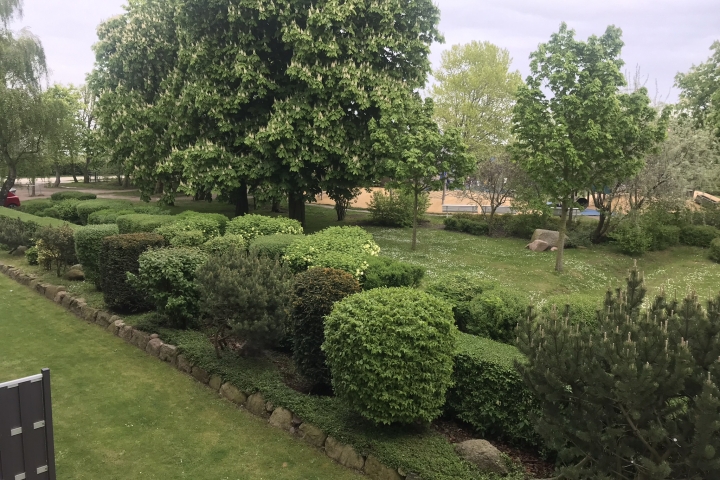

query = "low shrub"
196;250;294;353
464;288;527;343
362;256;425;290
425;273;498;331
87;208;135;225
323;287;456;425
25;246;38;265
50;190;97;201
52;199;81;223
0;216;39;249
154;217;220;245
39;206;59;219
74;224;120;287
35;225;77;276
116;214;176;234
292;268;361;385
20;199;54;216
611;222;652;256
176;211;228;234
679;224;720;248
76;199;133;224
367;189;429;228
447;333;539;446
99;233;165;313
225;214;303;240
540;293;602;327
504;213;560;239
128;247;208;329
710;238;720;263
247;234;297;260
443;214;490;236
565;221;596;248
201;234;247;255
646;224;681;251
132;205;171;216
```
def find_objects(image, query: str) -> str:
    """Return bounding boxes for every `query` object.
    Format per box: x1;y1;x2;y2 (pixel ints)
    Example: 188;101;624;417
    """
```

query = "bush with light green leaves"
225;214;303;240
201;234;247;256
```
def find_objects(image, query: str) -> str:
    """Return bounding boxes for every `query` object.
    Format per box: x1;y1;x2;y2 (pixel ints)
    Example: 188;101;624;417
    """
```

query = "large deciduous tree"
511;23;666;272
676;41;720;131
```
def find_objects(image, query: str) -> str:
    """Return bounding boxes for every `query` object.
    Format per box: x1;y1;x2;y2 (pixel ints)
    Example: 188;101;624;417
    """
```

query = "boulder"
245;392;266;417
176;354;192;374
63;268;85;281
298;422;327;447
191;366;210;384
159;344;178;364
107;319;123;335
44;284;65;301
208;375;223;391
70;264;83;271
364;455;403;480
526;240;551;252
119;324;134;341
325;436;365;470
219;383;247;405
80;305;99;323
454;439;508;475
531;229;562;247
12;246;28;256
146;338;163;357
269;407;293;431
132;330;151;351
95;311;113;328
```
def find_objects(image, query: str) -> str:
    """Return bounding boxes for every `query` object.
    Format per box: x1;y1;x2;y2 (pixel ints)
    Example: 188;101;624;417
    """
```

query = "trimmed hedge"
710;238;720;263
74;224;120;287
425;273;498;332
99;233;165;312
362;256;425;290
201;234;247;255
448;333;539;446
443;214;490;236
176;211;228;234
51;199;81;223
20;199;54;216
247;234;297;260
679;224;720;248
225;214;303;240
0;207;76;228
154;216;221;244
464;288;527;343
116;214;176;234
76;199;133;224
49;190;97;201
87;208;135;225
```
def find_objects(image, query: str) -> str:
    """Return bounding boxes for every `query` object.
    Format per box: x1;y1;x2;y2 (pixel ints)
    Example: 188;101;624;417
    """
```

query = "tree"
78;84;100;183
42;85;82;187
511;23;666;272
462;152;520;232
676;41;720;131
371;96;473;250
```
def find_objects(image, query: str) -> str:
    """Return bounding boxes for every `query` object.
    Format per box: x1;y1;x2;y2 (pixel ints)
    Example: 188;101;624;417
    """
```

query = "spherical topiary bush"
201;234;247;256
323;287;457;425
292;268;361;386
248;234;299;260
710;238;720;263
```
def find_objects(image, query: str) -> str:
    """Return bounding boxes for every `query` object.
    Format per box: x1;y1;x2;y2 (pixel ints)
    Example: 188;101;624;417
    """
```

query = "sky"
10;0;720;103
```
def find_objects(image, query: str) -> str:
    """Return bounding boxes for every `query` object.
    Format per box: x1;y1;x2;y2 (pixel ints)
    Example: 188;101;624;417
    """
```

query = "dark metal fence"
0;369;56;480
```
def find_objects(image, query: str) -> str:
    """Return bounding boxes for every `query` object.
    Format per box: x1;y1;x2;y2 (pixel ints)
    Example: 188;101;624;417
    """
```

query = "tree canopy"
676;41;720;132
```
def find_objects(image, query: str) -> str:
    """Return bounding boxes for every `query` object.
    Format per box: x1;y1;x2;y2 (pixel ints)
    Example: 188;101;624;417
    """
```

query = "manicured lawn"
0;274;361;480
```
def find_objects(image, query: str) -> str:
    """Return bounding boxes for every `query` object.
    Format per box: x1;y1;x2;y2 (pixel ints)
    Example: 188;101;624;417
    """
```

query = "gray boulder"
454;439;508;475
12;246;28;256
526;240;551;252
63;268;85;281
531;229;561;247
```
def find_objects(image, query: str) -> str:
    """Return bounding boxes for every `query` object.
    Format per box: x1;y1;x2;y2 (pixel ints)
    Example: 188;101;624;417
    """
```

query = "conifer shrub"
292;268;361;385
362;256;425;290
680;224;720;248
247;234;297;260
196;250;294;355
225;214;303;240
76;199;133;224
50;191;97;201
116;214;176;234
99;233;165;312
367;190;429;228
425;273;498;331
710;238;720;263
464;288;527;343
323;287;456;424
74;224;120;287
87;208;135;225
128;247;208;329
35;225;77;276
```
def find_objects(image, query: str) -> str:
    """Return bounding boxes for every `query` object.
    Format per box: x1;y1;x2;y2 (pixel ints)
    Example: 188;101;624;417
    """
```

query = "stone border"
0;262;410;480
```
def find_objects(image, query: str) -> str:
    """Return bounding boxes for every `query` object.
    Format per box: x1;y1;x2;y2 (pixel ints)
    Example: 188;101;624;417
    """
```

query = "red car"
3;189;20;208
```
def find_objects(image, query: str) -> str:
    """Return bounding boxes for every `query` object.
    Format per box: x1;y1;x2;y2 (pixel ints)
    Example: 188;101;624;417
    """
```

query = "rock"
245;392;266;417
63;268;85;281
150;333;159;339
107;319;123;336
81;305;98;323
364;455;403;480
526;240;551;252
176;354;192;374
325;436;365;470
219;383;247;405
208;375;223;391
268;407;293;431
132;330;151;351
191;366;210;384
70;264;83;271
531;229;563;247
265;402;275;413
44;284;65;301
298;422;327;447
119;325;134;341
61;294;74;308
454;439;508;475
550;246;558;252
146;338;163;357
159;344;178;364
69;297;86;317
53;291;65;304
35;282;47;295
95;311;112;327
12;246;28;256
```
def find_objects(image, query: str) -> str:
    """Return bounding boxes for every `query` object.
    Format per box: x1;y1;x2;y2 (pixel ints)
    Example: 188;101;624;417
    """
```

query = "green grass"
58;181;138;191
0;274;361;480
0;207;78;228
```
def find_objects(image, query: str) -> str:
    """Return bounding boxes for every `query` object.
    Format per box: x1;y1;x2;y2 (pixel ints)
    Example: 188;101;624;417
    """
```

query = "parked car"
4;189;20;208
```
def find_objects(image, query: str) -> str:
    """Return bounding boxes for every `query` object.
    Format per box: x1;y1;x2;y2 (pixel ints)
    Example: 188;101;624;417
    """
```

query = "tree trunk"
335;200;347;221
83;156;91;183
411;190;419;251
154;181;164;195
123;175;130;188
0;164;17;206
234;182;249;217
288;191;306;227
116;174;122;186
54;165;61;188
271;197;281;213
555;199;569;272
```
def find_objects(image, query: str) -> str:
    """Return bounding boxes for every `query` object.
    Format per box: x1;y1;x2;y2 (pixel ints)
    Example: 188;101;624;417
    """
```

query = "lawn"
0;274;361;480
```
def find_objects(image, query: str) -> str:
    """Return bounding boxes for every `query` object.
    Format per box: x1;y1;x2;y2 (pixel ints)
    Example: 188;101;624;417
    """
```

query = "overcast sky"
11;0;720;102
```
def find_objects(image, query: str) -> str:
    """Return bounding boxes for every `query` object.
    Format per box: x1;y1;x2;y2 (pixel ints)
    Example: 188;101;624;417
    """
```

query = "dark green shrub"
447;333;539;446
116;214;176;234
225;214;303;240
425;273;498;331
74;224;120;287
201;234;247;255
176;211;228;234
35;225;77;276
0;216;38;249
443;214;490;236
76;199;133;224
362;256;425;289
323;287;457;424
292;268;361;385
154;217;221;244
464;288;527;343
710;238;720;263
646;224;681;251
87;208;135;225
20;199;54;216
40;206;60;219
540;293;602;327
680;224;720;248
128;247;208;328
247;234;297;260
50;191;97;201
53;199;81;223
367;189;430;227
196;250;294;353
505;213;560;239
25;246;38;265
99;233;165;312
132;205;171;216
611;222;652;256
565;221;596;248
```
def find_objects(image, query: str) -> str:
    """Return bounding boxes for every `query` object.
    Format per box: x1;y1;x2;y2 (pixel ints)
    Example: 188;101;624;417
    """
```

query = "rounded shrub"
76;199;133;224
611;223;652;256
362;256;425;290
99;233;165;313
87;208;135;225
541;294;602;327
425;273;498;331
40;206;60;219
225;214;303;240
464;288;528;343
679;224;720;248
50;191;97;201
247;234;297;260
367;190;429;227
443;214;490;236
201;234;247;255
20;199;54;216
25;246;39;265
35;225;77;276
54;199;81;223
154;217;220;244
323;287;457;425
128;247;208;328
132;205;171;216
292;268;361;385
116;214;176;234
74;224;120;288
176;211;228;234
710;238;720;263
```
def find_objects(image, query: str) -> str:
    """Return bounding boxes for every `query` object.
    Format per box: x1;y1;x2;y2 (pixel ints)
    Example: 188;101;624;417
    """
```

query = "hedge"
176;211;229;234
87;209;135;225
362;256;425;290
447;333;540;446
247;234;298;260
76;199;133;224
443;214;490;236
74;224;120;287
0;207;76;228
20;199;54;216
679;224;720;248
710;238;720;263
225;214;303;240
49;190;97;201
99;233;165;312
116;214;176;234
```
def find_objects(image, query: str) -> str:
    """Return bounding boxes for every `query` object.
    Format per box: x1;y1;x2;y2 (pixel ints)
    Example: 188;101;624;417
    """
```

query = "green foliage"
323;287;457;425
361;256;425;290
154;216;221;245
99;233;165;313
25;245;38;265
52;199;81;223
116;214;176;234
49;191;97;201
291;268;361;385
448;333;539;446
196;250;294;353
647;224;681;251
283;226;380;278
225;214;303;241
74;224;119;287
503;213;560;240
676;40;720;129
0;215;38;249
76;199;133;224
176;210;228;234
711;238;720;263
128;247;208;329
247;234;297;260
564;220;596;248
540;294;602;327
517;266;720;478
425;273;498;332
20;199;54;216
680;224;720;247
87;208;135;225
367;190;429;228
611;221;653;256
35;225;76;276
201;234;247;256
443;214;490;236
464;288;527;343
132;205;171;216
